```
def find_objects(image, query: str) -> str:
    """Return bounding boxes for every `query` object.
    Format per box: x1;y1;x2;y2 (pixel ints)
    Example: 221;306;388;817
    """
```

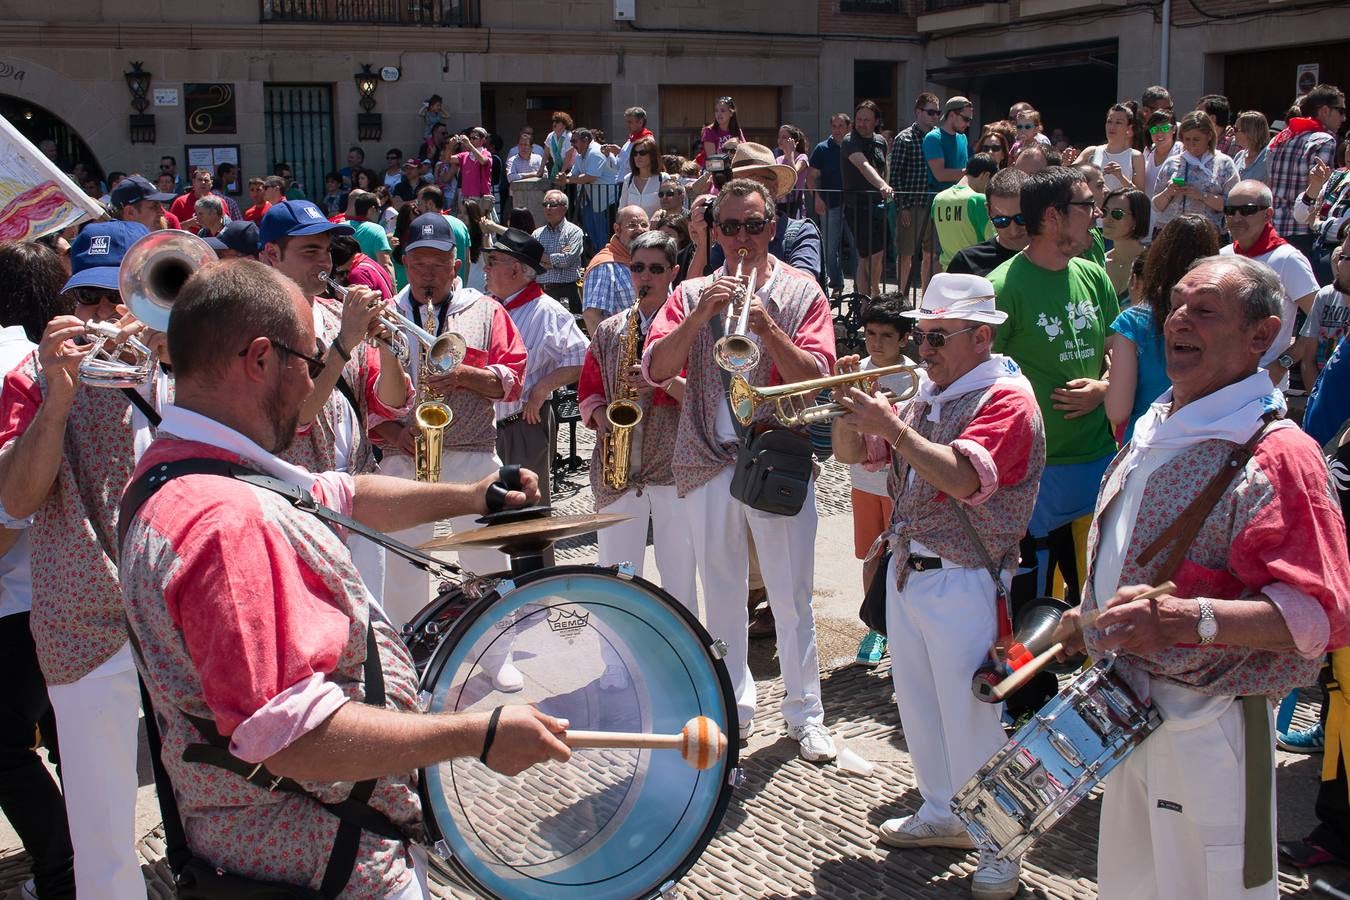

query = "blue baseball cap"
404;212;457;253
109;174;176;207
61;221;150;294
258;199;353;248
204;219;261;257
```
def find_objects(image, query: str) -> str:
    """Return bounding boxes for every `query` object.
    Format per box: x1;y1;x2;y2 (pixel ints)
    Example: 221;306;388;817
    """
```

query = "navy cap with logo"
204;219;261;257
109;174;176;208
404;213;457;253
61;221;151;293
258;199;354;248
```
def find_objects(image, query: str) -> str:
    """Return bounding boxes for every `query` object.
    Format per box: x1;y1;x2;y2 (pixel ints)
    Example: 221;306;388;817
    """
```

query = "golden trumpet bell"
729;363;920;427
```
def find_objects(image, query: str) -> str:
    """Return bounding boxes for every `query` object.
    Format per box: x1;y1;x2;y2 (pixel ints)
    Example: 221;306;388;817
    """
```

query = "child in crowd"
420;94;447;139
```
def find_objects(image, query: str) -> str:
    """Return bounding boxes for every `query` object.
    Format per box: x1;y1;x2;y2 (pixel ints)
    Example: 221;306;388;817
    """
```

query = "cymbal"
418;513;631;552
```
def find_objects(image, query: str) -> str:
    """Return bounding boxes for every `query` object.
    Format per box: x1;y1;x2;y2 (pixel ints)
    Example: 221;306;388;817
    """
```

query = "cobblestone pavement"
0;422;1343;898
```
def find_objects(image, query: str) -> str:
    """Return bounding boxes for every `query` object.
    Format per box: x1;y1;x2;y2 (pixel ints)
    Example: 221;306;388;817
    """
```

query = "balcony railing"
262;0;480;27
840;0;903;12
923;0;999;10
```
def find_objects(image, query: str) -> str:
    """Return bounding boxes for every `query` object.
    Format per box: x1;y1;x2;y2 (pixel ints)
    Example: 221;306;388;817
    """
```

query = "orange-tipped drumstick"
987;581;1176;703
563;716;727;770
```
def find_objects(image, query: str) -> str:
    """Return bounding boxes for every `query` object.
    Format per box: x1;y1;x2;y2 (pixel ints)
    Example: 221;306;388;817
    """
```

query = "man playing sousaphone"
644;177;838;762
833;273;1044;900
578;230;696;617
1052;255;1350;898
375;213;527;628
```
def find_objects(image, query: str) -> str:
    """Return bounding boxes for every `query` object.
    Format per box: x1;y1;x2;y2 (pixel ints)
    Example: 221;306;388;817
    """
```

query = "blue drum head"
419;566;738;899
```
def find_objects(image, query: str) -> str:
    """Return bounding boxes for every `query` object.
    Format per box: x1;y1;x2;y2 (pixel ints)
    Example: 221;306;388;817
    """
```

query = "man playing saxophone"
374;213;527;632
578;231;696;618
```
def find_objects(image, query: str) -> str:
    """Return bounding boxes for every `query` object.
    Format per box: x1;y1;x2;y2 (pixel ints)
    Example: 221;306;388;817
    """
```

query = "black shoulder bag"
711;312;814;516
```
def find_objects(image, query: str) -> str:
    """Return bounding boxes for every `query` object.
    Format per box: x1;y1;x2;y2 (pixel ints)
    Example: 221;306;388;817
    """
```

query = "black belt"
906;554;946;572
497;412;525;426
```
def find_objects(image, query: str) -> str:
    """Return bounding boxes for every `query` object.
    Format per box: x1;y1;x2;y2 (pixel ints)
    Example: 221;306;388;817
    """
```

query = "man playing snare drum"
833;273;1045;900
1054;255;1350;898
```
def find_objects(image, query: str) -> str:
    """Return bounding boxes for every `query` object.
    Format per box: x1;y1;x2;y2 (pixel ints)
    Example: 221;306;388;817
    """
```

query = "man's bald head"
1227;179;1274;207
615;205;650;249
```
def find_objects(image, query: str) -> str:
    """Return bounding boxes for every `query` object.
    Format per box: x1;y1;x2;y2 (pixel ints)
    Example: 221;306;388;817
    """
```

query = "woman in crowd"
1104;214;1220;443
650;209;694;286
463;197;491;293
353;168;377;193
776;124;811;218
618;135;663;217
1143;109;1179;197
1102;187;1151;298
976;127;1012;169
1150;111;1237;237
434;140;460;210
1294;139;1350;284
1232;110;1272;183
546;112;574;181
1077;103;1147;192
700;96;745;162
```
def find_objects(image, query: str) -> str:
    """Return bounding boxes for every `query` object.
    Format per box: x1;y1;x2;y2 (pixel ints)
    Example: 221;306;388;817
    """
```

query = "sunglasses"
633;149;652;156
1016;123;1037;131
990;213;1025;229
1223;203;1270;217
629;263;668;274
1105;208;1128;220
921;108;941;116
1334;106;1348;114
1060;200;1098;212
239;339;327;379
717;219;772;236
542;200;566;208
657;190;682;198
73;290;119;307
1148;123;1173;135
958;114;974;123
980;144;1003;153
912;325;978;348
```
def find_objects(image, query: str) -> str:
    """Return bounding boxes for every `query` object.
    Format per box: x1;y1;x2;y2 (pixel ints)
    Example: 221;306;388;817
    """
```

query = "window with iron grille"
261;0;479;26
841;0;902;10
263;84;334;205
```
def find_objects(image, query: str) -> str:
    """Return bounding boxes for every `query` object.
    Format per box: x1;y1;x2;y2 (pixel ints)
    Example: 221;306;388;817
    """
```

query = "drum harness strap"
117;457;525;896
1131;411;1280;890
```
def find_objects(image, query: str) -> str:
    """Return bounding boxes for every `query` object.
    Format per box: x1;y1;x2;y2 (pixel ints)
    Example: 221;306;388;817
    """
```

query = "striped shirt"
581;261;634;317
493;288;589;420
533;220;585;284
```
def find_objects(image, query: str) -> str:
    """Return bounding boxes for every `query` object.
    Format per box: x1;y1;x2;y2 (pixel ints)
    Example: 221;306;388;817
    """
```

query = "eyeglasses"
990;213;1025;229
1059;200;1098;212
238;339;326;379
716;219;772;236
958;114;973;124
1105;208;1128;220
1223;203;1270;217
912;325;978;348
1148;123;1173;135
542;200;567;208
920;108;941;116
1016;123;1037;131
657;190;682;198
629;263;668;274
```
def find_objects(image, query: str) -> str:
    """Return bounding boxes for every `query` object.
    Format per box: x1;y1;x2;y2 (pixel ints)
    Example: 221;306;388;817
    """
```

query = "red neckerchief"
630;127;654;144
1268;117;1327;152
500;282;544;311
1233;222;1288;258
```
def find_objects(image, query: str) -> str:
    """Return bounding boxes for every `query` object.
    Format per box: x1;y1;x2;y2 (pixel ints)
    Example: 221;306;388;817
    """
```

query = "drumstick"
988;581;1176;703
563;716;727;770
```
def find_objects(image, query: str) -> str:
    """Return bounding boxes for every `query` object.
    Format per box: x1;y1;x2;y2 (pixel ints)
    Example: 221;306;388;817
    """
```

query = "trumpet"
713;249;760;374
76;320;158;388
728;363;921;427
320;275;468;375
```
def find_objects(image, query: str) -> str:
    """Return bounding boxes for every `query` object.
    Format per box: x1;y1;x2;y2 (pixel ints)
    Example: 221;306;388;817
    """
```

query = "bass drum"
418;565;739;899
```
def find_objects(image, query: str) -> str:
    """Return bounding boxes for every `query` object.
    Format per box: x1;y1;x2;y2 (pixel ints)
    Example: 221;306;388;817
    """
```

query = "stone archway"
0;95;104;182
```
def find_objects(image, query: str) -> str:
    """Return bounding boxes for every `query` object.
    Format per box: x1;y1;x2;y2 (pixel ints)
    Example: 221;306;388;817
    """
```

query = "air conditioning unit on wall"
614;0;635;21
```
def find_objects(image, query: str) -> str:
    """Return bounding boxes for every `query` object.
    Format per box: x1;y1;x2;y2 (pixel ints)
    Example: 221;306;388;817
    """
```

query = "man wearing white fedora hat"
834;272;1045;900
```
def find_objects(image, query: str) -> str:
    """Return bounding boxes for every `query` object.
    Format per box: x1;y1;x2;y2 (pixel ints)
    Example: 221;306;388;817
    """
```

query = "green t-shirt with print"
931;183;992;269
989;253;1120;464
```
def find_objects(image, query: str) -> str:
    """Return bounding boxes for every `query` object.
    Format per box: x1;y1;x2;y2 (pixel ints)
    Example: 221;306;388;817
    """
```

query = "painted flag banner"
0;113;105;242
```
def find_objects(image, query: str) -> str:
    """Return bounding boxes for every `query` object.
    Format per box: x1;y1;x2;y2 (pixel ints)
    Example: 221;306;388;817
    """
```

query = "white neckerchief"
157;403;317;492
914;354;1031;423
1181;149;1214;171
1129;370;1284;458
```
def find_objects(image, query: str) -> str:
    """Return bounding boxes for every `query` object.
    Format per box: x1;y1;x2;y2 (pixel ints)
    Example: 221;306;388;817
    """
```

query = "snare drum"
953;656;1161;860
416;564;739;899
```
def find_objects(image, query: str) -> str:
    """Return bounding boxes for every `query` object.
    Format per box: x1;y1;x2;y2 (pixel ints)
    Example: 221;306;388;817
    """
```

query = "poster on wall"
1297;64;1320;97
185;144;242;194
184;83;237;135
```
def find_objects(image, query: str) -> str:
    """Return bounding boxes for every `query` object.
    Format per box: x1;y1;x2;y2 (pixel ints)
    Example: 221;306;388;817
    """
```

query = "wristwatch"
1196;598;1218;645
1277;352;1295;370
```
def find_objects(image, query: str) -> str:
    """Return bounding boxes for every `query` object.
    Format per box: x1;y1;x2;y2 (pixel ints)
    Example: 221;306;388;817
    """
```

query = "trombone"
728;363;920;427
713;248;760;374
319;274;467;374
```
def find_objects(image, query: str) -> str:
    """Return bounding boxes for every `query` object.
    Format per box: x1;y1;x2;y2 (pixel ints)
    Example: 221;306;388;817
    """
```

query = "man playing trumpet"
375;213;527;629
644;178;838;762
578;230;695;615
832;273;1044;900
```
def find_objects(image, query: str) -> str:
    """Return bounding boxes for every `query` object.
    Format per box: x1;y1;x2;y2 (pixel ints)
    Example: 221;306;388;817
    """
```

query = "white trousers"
885;558;1008;831
380;449;508;630
1097;684;1277;900
45;642;147;900
682;467;823;728
596;485;697;614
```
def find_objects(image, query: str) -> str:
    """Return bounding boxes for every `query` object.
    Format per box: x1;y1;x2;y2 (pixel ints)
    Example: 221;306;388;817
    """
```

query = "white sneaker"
490;662;524;693
878;814;976;849
739;718;755;741
787;722;837;762
971;850;1021;900
598;664;628;691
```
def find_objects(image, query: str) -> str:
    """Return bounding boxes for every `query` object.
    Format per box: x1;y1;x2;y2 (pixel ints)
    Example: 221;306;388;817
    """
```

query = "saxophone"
600;295;645;490
412;292;454;483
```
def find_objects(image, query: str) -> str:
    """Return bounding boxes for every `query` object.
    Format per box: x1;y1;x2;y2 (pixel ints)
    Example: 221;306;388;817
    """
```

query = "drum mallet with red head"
563;716;728;770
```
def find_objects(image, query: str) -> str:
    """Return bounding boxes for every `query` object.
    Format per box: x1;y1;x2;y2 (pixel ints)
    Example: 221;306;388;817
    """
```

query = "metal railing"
261;0;480;26
922;0;999;10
